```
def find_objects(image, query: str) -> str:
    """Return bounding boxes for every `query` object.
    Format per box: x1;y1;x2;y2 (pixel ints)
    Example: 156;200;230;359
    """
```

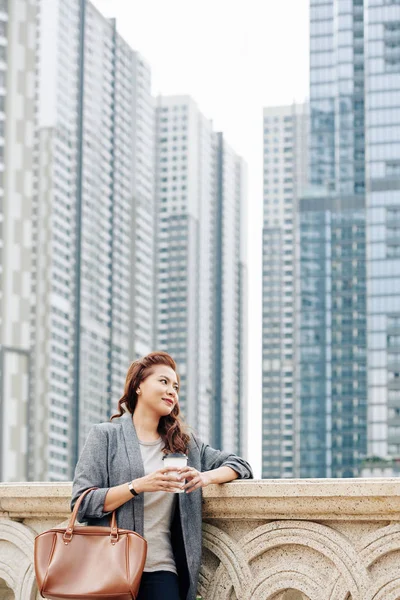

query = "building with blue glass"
364;0;400;463
297;191;367;477
297;0;400;477
297;0;369;477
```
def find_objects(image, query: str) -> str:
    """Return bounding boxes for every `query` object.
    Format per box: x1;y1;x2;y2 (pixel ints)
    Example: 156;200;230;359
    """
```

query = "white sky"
92;0;310;477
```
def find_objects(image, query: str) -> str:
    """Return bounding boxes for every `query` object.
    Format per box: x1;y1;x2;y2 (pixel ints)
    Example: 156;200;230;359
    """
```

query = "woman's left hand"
178;466;212;493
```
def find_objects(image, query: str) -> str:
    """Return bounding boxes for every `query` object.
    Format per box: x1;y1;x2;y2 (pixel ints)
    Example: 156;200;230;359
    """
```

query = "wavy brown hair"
111;351;190;454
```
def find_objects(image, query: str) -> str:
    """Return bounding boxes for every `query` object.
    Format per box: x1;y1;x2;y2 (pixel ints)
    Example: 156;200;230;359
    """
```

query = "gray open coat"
71;413;253;600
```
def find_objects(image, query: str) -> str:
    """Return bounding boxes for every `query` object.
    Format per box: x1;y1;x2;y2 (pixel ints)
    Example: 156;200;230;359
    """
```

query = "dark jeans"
137;570;181;600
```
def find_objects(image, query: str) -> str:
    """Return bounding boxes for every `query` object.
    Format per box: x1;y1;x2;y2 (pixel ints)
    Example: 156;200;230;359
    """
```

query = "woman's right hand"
133;466;184;494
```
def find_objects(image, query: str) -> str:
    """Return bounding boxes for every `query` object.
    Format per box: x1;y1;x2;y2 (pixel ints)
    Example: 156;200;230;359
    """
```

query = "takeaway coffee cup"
163;453;188;493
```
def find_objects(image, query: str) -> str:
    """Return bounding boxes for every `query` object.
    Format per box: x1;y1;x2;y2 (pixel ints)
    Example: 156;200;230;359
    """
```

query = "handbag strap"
64;487;118;543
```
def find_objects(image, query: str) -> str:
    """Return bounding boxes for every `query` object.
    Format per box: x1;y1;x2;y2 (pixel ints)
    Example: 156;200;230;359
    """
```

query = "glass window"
338;47;353;62
338;0;353;11
310;34;333;52
310;19;332;36
310;4;332;19
338;13;353;30
337;30;353;46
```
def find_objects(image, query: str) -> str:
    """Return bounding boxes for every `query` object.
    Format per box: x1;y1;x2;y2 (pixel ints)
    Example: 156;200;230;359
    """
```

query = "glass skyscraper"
309;0;365;195
297;0;368;477
364;0;400;461
298;192;367;477
297;0;400;477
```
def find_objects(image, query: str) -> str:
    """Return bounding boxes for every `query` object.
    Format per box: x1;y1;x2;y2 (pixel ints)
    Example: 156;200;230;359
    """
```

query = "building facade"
155;96;247;454
215;133;247;455
0;0;249;481
262;103;308;478
261;0;400;478
0;0;37;482
309;0;365;196
297;0;400;477
297;192;367;478
295;0;368;478
364;0;400;461
155;95;216;445
0;0;155;482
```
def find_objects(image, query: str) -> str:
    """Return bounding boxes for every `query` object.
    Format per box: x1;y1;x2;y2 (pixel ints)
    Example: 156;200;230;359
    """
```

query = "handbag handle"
64;487;118;544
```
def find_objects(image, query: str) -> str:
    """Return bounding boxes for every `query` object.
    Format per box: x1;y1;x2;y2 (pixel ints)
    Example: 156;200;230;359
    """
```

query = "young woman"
71;351;253;600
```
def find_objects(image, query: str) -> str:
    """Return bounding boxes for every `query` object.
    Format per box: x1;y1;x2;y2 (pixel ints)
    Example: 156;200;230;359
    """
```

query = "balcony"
2;479;400;599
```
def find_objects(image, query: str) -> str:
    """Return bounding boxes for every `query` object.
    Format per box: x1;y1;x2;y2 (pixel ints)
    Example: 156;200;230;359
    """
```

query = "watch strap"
128;481;139;496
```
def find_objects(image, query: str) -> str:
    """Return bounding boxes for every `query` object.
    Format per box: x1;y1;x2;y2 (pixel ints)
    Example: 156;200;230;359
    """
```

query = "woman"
71;351;253;600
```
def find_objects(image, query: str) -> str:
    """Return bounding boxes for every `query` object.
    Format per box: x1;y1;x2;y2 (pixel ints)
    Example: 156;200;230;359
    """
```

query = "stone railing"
2;480;400;599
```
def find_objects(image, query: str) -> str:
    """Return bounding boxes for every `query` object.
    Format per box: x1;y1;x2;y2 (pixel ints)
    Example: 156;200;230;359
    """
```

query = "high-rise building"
299;0;400;477
0;0;37;482
155;96;247;454
0;0;155;481
295;0;400;478
261;103;308;478
155;95;215;445
309;0;365;196
364;0;400;462
297;0;368;478
215;133;248;455
297;191;367;478
1;0;248;481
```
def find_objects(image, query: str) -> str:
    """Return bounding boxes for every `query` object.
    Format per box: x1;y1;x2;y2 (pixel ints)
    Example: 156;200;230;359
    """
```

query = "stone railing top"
1;478;400;521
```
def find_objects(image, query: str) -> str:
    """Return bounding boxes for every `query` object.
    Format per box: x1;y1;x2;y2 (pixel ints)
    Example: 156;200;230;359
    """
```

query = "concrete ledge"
2;480;400;599
0;482;72;518
2;479;400;520
202;478;400;520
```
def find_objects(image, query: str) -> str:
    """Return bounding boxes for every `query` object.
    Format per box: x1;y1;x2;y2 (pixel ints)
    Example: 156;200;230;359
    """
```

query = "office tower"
364;0;400;462
0;0;155;482
155;96;247;454
309;0;365;195
298;0;400;478
215;133;248;455
262;103;308;478
297;191;367;478
0;0;37;482
155;95;215;445
297;0;368;477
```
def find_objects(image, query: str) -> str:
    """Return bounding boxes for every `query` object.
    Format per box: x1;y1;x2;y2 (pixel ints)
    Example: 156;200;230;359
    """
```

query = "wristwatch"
128;481;139;496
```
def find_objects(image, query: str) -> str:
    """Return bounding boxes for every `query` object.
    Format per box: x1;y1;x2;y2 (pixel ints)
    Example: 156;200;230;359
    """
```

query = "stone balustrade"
2;479;400;599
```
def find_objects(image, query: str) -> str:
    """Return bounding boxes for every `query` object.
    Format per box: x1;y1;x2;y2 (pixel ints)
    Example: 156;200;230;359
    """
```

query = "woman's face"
137;364;179;417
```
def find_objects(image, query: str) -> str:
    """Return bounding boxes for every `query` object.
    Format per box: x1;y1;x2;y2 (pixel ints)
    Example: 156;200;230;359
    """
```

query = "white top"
139;438;178;574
